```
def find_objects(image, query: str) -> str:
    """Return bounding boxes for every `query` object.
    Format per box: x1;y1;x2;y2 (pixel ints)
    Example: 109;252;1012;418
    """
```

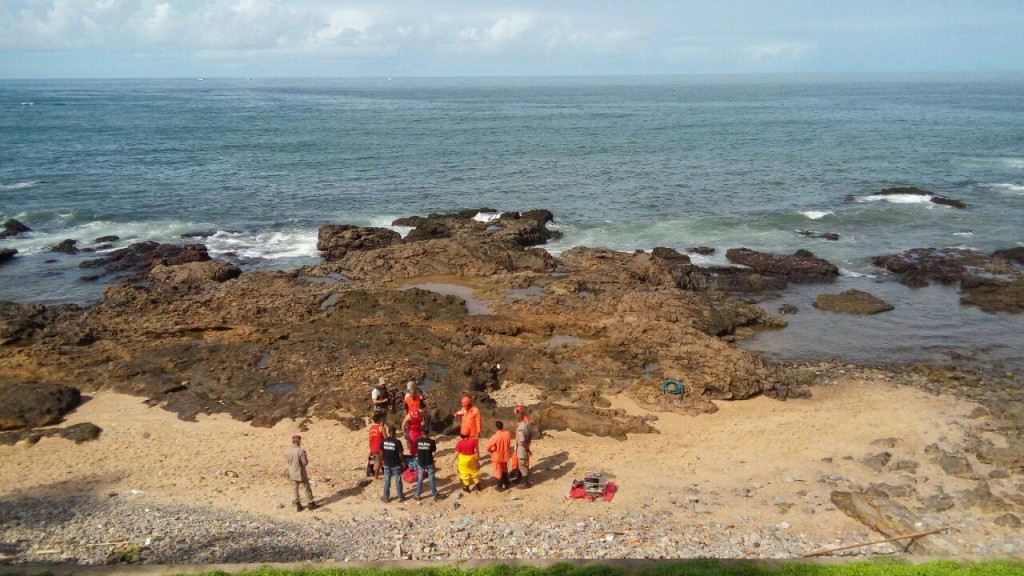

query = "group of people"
283;378;534;511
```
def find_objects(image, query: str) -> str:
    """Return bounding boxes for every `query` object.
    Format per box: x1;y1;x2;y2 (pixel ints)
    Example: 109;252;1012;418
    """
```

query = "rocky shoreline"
2;208;1023;565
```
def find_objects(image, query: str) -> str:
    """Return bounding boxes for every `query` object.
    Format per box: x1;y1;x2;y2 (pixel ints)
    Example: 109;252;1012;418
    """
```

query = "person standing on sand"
368;413;384;479
415;433;441;501
371;378;392;424
486;420;512;491
284;435;318;511
380;426;406;503
453;395;481;440
403;408;426;456
514;406;533;488
454;433;481;491
404;381;425;413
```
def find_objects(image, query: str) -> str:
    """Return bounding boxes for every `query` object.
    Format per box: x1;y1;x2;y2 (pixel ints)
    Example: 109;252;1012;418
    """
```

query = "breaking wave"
855;194;933;204
0;181;44;190
984;183;1024;194
800;210;834;220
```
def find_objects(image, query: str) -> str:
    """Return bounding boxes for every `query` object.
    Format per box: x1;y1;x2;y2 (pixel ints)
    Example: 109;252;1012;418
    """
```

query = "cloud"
748;41;814;63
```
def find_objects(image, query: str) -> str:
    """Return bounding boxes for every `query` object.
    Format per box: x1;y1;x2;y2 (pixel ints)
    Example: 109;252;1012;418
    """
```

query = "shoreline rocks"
317;225;402;261
0;383;81;431
813;290;894;315
0;248;16;265
79;242;211;281
875;187;967;209
725;248;839;284
1;219;31;239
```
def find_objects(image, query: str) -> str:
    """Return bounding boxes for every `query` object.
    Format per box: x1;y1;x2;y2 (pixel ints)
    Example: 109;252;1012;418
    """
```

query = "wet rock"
777;304;799;314
0;248;17;265
95;235;120;243
813;290;894;314
316;225;402;261
994;513;1022;529
401;209;561;247
651;247;691;263
0;218;31;239
831;489;952;555
180;230;218;239
0;301;84;345
149;260;242;285
992;247;1024;265
725;248;839;284
799;231;840;241
871;248;1012;287
686;246;715;255
0;383;81;430
862;451;892;472
960;275;1024;314
50;239;79;254
876;187;967;209
80;242;211;281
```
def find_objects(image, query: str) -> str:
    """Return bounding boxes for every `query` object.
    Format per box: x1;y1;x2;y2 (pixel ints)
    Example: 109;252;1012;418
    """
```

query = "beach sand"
4;371;1020;563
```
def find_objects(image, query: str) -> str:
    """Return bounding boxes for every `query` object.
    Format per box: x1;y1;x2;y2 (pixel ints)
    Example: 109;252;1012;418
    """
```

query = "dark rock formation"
0;422;102;446
401;209;561;247
876;187;967;209
149;260;242;285
814;290;894;314
0;219;31;239
180;230;218;239
0;248;16;265
777;304;799;314
726;248;839;284
49;239;79;254
651;247;691;263
799;230;840;241
992;247;1024;265
316;225;402;261
0;383;81;430
95;235;120;243
872;247;1024;313
686;246;715;255
79;242;210;281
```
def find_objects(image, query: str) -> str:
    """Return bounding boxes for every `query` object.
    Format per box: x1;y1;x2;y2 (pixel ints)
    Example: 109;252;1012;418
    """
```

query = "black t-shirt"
381;437;403;468
416;437;437;468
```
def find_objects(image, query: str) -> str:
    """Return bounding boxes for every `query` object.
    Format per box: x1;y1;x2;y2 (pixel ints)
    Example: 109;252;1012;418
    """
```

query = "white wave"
856;194;933;204
800;210;834;220
952;231;974;237
205;230;319;260
0;181;43;190
472;211;502;223
984;183;1024;194
839;268;877;279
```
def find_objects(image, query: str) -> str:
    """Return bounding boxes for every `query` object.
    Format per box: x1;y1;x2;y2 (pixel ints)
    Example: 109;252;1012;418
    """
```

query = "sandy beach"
3;366;1022;564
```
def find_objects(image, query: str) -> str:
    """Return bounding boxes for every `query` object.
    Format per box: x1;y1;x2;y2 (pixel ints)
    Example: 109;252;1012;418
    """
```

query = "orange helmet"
513;405;525;415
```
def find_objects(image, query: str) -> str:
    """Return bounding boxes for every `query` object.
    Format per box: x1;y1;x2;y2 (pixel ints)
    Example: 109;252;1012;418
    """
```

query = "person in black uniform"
380;427;405;502
415;433;441;501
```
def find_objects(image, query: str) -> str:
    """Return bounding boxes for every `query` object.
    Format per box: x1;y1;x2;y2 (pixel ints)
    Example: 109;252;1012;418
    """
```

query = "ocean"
2;75;1023;369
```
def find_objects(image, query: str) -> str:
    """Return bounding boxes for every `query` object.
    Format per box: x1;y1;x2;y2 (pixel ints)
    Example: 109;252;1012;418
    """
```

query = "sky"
1;0;1023;79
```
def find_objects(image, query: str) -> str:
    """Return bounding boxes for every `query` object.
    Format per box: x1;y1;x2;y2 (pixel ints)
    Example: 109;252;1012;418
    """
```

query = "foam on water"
205;229;319;261
984;183;1024;194
472;211;502;223
0;181;44;190
800;210;834;220
855;193;935;204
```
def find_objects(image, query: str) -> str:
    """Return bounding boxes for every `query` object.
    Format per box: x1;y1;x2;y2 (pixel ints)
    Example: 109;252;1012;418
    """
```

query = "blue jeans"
382;465;404;501
416;465;438;498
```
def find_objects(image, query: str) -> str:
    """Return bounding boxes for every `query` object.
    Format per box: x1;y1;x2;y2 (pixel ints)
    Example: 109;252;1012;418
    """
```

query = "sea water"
2;75;1023;369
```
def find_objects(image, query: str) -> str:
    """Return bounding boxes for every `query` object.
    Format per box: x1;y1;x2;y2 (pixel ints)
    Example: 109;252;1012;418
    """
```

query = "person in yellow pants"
454;433;480;492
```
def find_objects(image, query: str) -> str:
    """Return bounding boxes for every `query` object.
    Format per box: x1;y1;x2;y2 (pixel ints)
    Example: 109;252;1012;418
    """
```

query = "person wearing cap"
453;395;481;440
371;377;392;424
486;420;512;491
284;435;317;511
404;381;425;413
514;406;534;488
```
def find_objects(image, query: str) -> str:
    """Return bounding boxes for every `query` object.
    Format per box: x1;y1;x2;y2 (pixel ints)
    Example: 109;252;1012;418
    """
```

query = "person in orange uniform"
486;420;512;491
367;413;384;480
404;381;425;413
453;395;481;440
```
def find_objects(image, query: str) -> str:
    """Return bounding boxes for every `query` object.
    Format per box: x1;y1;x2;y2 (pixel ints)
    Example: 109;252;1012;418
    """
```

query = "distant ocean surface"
2;75;1023;370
